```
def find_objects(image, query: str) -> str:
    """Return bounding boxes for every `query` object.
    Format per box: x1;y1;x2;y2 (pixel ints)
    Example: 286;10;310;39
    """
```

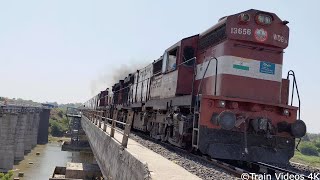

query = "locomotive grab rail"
287;70;301;120
287;70;303;151
197;57;218;96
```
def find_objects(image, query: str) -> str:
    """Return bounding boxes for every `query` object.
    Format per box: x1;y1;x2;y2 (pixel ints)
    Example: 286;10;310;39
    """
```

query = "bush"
57;110;64;118
50;121;66;137
49;108;69;137
300;142;319;156
0;170;13;180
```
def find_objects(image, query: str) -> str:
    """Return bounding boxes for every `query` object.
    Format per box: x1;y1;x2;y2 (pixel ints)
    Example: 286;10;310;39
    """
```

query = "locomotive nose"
291;119;307;138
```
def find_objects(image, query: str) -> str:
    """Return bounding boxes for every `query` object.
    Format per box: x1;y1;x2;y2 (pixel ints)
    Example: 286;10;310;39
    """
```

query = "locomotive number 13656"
231;28;252;35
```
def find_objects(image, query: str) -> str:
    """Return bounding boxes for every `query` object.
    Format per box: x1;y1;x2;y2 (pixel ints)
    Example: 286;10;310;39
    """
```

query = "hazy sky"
0;1;319;132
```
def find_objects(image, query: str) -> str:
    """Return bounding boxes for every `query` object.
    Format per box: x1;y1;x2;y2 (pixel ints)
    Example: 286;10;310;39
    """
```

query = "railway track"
129;130;318;180
251;162;316;180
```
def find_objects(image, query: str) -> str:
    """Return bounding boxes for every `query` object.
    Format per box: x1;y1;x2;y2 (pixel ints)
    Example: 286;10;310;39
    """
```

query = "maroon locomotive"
85;9;306;164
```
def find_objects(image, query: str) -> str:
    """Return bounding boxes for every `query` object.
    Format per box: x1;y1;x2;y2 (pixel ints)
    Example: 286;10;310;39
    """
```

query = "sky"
0;1;319;133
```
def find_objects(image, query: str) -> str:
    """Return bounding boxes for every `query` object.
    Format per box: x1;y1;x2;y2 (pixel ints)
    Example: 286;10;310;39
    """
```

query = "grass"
292;151;320;168
48;135;70;143
289;133;320;168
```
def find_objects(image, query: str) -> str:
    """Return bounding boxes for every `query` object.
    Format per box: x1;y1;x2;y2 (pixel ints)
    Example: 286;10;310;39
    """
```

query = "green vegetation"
292;151;320;167
49;108;69;137
292;133;320;167
300;142;319;156
0;171;13;180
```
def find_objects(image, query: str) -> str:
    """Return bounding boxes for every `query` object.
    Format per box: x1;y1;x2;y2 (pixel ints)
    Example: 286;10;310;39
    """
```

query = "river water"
13;142;87;180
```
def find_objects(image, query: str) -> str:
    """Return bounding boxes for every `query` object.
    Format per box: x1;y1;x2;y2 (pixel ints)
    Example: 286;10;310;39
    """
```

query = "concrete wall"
81;116;149;180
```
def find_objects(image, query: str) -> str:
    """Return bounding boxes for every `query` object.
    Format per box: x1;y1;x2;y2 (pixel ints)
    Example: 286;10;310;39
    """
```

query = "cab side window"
183;46;195;66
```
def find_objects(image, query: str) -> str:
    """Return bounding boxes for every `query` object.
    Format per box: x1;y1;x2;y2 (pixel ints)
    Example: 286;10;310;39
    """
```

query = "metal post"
110;119;115;137
121;110;134;148
95;111;98;125
90;111;94;123
110;110;118;138
99;111;102;128
103;109;107;132
92;111;95;123
97;111;100;127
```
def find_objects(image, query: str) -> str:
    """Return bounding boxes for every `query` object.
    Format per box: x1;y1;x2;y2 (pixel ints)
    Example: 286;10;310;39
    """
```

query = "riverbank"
48;136;70;143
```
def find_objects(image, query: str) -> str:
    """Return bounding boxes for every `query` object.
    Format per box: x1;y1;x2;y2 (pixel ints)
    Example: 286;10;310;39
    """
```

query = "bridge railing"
81;109;132;148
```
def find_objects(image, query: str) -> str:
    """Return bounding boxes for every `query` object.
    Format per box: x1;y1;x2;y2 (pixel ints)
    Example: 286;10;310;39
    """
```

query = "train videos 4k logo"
254;28;268;42
240;172;319;180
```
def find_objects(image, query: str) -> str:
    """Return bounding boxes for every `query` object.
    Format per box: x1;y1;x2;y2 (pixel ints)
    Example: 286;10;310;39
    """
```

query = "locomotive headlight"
264;16;272;24
255;14;272;25
217;111;236;130
291;120;307;138
283;109;290;116
219;100;226;108
257;15;264;23
239;13;250;22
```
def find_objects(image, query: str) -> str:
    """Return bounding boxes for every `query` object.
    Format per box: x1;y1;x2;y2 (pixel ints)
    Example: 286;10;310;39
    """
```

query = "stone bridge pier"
0;106;51;172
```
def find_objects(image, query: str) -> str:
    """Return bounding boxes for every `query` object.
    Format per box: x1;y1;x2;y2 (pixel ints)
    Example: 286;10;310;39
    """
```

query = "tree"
300;142;319;156
50;121;65;137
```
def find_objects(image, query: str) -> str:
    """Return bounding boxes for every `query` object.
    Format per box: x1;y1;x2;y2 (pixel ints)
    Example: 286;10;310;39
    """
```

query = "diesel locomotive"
84;9;306;164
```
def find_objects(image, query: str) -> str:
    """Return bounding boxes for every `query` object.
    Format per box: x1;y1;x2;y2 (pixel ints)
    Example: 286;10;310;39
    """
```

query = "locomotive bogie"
199;96;298;134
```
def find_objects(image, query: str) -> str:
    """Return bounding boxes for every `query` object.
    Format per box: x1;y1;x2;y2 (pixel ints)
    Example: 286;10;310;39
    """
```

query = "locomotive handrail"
197;59;211;96
287;70;301;120
177;57;196;67
197;57;218;96
191;57;197;112
214;57;218;96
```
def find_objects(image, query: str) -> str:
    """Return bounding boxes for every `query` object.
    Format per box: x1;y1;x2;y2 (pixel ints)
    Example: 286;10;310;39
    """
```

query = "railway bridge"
79;109;200;180
0;104;50;172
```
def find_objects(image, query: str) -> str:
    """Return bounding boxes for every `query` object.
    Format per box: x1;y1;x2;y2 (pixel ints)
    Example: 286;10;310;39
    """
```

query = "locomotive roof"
200;17;227;37
199;9;283;38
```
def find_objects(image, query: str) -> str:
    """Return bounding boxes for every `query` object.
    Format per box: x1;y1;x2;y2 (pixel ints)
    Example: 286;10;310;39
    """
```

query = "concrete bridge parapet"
81;116;149;180
81;111;200;180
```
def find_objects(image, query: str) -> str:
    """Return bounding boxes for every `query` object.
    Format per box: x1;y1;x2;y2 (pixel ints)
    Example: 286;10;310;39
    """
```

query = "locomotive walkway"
81;110;200;180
